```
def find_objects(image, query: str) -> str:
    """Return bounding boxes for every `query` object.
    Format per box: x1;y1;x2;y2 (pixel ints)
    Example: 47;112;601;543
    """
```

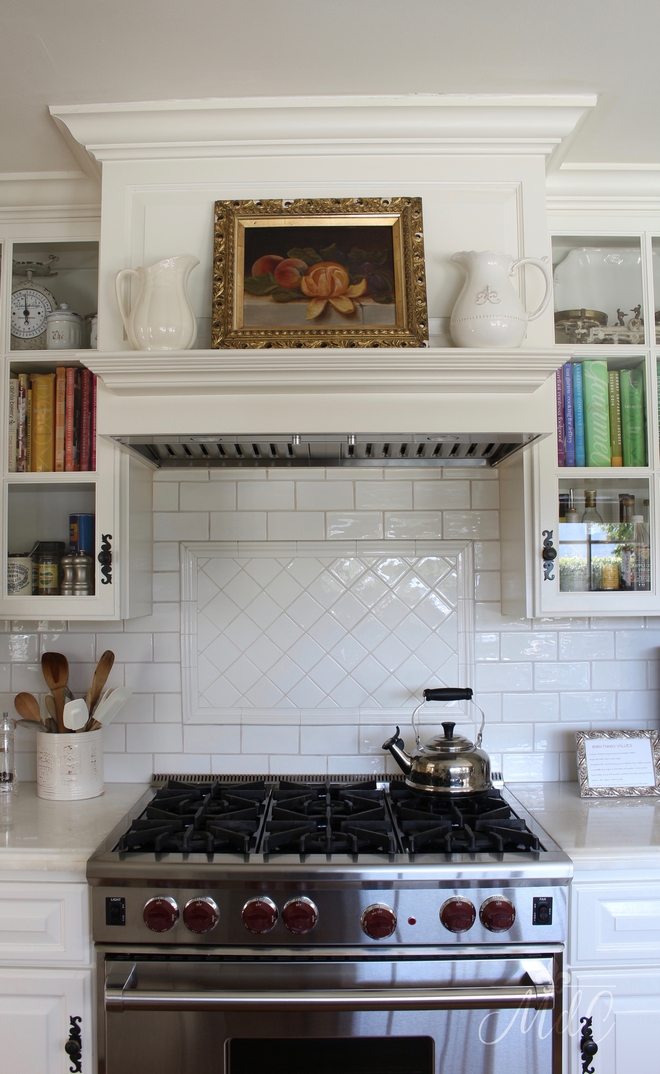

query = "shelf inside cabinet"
10;240;98;353
556;354;648;469
552;235;646;346
7;482;95;556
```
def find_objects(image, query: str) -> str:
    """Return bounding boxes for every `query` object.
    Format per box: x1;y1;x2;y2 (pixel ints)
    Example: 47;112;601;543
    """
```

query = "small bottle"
565;488;579;523
0;714;17;794
581;490;603;524
632;514;651;591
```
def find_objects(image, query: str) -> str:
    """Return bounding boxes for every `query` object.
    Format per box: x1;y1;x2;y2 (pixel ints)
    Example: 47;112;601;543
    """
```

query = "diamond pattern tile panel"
189;546;468;717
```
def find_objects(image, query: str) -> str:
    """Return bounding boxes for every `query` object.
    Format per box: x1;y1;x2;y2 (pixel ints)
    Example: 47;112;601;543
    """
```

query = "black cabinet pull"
541;529;557;581
65;1015;82;1073
580;1015;598;1073
98;534;113;585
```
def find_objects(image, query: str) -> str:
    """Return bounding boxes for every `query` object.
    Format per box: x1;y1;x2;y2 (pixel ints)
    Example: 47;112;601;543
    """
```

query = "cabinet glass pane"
653;237;660;344
11;241;98;351
557;477;650;592
552;236;644;344
7;483;95;597
556;357;647;468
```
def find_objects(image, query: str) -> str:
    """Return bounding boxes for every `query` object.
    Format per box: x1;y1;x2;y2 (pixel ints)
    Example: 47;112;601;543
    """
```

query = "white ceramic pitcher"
450;251;552;348
115;255;199;350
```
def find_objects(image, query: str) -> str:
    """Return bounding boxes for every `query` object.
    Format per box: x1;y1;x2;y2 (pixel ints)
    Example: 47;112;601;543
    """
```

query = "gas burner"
389;787;543;854
263;780;397;856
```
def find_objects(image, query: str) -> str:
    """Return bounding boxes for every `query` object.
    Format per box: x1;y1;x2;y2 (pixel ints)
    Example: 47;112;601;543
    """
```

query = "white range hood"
53;93;594;463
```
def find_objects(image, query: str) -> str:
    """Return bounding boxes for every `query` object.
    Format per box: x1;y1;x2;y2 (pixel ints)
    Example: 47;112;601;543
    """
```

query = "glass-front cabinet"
529;229;659;615
0;222;152;620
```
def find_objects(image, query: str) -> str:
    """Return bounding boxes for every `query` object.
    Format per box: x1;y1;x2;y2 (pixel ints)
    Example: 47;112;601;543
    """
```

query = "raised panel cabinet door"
0;967;91;1074
572;881;660;965
0;882;89;965
569;968;660;1074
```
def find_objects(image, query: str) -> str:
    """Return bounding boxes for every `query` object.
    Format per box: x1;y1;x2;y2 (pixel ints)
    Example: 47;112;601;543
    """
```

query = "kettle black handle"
423;687;473;702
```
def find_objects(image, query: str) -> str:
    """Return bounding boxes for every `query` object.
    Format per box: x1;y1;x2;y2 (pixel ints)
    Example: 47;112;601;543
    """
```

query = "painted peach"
273;257;308;290
251;254;284;277
300;261;367;319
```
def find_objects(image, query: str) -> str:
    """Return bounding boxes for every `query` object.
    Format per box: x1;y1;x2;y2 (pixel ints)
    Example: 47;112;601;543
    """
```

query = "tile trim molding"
180;539;474;725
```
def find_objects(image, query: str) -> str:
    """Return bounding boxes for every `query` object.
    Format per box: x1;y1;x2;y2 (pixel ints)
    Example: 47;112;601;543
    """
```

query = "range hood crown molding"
50;93;597;173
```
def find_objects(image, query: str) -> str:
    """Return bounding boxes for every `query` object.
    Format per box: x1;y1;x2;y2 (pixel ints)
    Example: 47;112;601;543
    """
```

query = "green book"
608;370;623;466
582;360;611;467
620;367;646;467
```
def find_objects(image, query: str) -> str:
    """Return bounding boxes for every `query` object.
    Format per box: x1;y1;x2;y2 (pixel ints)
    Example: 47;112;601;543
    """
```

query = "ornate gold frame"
576;729;660;798
212;197;428;349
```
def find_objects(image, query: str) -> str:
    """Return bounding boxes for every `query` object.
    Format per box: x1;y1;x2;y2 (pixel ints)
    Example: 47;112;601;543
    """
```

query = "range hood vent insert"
114;433;540;469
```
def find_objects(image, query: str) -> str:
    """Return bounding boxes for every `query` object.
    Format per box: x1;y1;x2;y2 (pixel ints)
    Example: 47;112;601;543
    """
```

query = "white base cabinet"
0;966;92;1074
569;968;660;1074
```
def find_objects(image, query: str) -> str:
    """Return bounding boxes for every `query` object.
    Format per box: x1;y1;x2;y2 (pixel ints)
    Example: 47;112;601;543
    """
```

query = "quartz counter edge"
0;783;148;880
513;781;660;872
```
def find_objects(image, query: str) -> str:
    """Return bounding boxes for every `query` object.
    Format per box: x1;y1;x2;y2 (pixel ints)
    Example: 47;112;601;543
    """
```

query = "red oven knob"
479;896;516;933
241;897;278;934
361;903;397;939
282;897;319;935
440;897;476;933
143;896;179;932
183;897;220;934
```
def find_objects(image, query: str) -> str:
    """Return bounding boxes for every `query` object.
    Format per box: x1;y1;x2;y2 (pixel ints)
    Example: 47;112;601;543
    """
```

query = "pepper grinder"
0;713;17;794
73;552;94;595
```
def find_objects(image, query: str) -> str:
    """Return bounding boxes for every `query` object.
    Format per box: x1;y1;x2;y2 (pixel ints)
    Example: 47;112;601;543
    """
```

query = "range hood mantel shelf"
81;348;562;397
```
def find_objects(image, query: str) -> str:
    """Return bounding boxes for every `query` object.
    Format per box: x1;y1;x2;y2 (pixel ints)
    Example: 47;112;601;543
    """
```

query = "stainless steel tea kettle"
382;687;492;796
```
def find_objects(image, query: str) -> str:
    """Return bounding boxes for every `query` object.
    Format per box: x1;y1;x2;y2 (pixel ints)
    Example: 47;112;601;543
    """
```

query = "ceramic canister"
7;554;32;595
36;728;104;800
45;303;83;350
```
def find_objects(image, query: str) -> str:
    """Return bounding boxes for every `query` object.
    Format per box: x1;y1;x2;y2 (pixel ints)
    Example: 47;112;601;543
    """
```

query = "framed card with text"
212;197;428;349
576;729;660;798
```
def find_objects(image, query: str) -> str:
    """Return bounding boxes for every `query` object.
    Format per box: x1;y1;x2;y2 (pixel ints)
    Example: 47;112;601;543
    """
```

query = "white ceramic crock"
36;728;104;800
45;303;83;350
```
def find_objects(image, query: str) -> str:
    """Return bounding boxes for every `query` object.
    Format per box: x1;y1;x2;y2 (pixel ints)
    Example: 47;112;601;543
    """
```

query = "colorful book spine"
30;373;55;472
7;376;18;472
16;373;28;472
620;368;646;467
572;363;586;467
54;367;66;473
582;360;611;467
26;387;32;472
65;367;76;472
80;369;92;471
563;363;575;467
90;374;97;471
556;369;566;466
608;370;623;466
72;369;81;471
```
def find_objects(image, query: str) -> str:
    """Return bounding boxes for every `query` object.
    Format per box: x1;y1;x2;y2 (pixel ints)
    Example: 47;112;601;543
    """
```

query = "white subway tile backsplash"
6;467;657;783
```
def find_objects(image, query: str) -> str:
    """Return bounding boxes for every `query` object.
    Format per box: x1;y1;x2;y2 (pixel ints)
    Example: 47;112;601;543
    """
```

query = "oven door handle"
106;981;554;1013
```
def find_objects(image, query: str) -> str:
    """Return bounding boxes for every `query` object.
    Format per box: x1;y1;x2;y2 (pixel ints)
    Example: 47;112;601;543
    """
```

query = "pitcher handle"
115;268;139;338
510;257;553;322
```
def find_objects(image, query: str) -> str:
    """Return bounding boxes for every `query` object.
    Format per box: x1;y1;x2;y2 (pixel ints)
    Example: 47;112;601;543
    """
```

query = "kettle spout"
382;726;413;775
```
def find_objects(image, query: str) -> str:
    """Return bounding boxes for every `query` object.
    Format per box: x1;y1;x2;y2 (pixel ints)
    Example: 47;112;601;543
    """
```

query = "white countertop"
0;782;147;879
513;781;660;869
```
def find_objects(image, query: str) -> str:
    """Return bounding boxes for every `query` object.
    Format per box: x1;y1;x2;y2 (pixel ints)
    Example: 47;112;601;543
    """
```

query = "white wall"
4;464;659;784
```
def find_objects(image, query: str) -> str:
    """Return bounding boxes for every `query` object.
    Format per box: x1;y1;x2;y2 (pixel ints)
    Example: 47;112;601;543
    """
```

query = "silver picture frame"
576;729;660;798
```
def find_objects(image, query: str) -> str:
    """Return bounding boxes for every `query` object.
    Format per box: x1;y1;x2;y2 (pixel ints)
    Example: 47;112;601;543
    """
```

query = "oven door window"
228;1038;433;1074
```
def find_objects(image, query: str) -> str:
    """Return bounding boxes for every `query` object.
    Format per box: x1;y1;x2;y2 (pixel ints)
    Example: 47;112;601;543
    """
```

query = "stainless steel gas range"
89;775;572;1074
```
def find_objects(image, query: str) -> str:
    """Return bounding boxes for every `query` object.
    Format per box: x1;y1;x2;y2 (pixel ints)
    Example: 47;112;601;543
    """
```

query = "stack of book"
8;368;97;473
557;360;646;467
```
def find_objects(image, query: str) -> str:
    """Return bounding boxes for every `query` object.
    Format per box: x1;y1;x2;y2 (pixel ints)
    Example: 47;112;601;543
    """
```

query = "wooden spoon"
14;692;43;724
86;650;115;717
41;652;69;734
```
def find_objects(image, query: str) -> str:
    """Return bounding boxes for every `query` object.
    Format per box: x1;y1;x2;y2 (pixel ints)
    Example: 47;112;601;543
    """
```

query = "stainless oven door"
100;948;562;1074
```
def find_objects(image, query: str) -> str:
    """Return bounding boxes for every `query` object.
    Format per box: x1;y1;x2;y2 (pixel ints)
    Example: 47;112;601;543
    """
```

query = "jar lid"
33;541;66;554
8;552;31;557
46;303;82;322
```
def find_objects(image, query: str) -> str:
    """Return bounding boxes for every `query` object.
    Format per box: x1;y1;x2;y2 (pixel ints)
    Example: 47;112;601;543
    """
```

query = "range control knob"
143;896;179;933
183;897;220;934
480;896;516;933
361;903;397;940
440;896;476;933
282;897;319;935
241;896;278;934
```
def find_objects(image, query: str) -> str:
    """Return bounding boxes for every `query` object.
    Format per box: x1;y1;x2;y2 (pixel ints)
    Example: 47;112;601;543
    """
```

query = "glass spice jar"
33;541;66;595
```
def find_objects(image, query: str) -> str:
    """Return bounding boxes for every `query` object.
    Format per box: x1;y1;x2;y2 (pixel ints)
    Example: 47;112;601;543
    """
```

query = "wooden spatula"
41;652;69;734
86;650;115;716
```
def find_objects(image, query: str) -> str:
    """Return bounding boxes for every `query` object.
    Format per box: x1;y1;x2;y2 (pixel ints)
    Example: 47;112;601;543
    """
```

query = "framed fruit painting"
212;197;428;348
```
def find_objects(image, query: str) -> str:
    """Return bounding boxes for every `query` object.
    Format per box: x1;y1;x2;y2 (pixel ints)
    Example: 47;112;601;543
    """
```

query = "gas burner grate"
389;788;544;855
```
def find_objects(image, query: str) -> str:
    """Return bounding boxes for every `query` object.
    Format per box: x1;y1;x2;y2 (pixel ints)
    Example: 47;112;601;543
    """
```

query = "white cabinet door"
0;881;89;965
569;967;660;1074
0;967;92;1074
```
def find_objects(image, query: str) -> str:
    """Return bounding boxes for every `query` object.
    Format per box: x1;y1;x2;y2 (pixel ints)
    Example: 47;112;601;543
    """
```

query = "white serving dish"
553;246;651;325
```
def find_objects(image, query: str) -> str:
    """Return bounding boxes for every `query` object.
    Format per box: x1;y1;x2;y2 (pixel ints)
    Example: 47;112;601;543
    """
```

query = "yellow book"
30;373;55;472
54;367;66;472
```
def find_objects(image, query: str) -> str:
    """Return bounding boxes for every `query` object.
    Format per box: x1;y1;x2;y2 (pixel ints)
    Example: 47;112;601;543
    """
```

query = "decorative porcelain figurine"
115;254;199;351
450;251;552;348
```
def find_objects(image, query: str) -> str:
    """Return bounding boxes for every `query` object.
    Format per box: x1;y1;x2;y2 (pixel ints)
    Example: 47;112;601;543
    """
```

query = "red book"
72;369;81;471
80;369;92;471
65;367;76;471
90;374;97;471
54;367;66;472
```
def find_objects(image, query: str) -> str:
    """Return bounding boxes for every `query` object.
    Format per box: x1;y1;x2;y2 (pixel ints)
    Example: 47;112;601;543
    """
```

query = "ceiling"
1;0;659;176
